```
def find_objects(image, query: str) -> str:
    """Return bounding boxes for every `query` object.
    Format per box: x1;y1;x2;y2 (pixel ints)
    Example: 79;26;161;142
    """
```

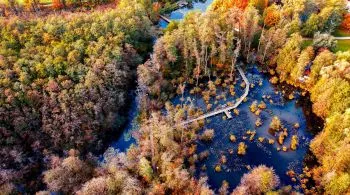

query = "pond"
109;0;320;192
168;65;317;192
158;0;214;28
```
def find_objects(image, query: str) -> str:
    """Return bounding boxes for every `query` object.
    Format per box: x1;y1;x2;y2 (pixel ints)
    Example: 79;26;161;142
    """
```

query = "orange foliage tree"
52;0;63;10
263;4;281;27
340;13;350;31
210;0;249;11
152;2;161;13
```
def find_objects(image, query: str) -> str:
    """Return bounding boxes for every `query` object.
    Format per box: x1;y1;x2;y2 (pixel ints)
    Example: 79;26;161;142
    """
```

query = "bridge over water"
181;65;250;125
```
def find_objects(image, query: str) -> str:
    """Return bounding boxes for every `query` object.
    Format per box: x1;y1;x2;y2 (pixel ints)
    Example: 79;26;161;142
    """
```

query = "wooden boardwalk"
180;66;250;125
159;15;171;23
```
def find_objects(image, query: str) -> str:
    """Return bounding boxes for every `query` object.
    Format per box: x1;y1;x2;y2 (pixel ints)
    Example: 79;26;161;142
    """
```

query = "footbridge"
180;65;250;125
159;15;172;23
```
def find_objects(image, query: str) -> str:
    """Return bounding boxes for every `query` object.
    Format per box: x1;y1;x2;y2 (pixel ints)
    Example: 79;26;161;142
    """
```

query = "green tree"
302;13;321;37
276;33;302;81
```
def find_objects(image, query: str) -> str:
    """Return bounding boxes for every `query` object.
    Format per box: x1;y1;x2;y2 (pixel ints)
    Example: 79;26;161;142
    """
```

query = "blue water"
159;0;213;28
169;0;213;19
169;66;314;191
109;92;139;152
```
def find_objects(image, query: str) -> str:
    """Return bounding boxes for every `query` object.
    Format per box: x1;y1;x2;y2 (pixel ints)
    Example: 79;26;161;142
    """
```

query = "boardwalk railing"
159;15;171;23
180;66;249;125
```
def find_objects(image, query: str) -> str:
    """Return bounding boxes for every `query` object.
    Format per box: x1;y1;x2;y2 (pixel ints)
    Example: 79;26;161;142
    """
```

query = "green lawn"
301;40;313;49
333;29;350;37
302;39;350;52
335;40;350;52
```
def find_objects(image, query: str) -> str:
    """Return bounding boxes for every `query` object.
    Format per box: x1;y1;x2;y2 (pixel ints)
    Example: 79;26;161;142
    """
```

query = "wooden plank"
159;15;171;23
180;65;249;125
224;110;232;119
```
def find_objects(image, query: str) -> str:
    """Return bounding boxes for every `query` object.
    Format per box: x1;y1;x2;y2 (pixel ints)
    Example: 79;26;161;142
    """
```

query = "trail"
181;66;249;125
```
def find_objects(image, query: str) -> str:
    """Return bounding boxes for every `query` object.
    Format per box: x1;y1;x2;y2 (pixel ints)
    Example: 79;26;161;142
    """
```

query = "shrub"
215;165;222;172
282;146;288;152
269;76;279;84
255;118;263;127
220;155;227;164
258;137;265;142
312;32;337;51
270;116;282;131
199;150;210;161
258;101;267;109
294;123;300;128
250;101;259;113
200;129;215;142
238;142;247;155
278;132;286;145
232;165;280;194
230;134;237;142
290;135;299;150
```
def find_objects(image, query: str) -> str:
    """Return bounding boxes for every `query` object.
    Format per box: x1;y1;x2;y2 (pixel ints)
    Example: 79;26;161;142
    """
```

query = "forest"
0;0;154;192
0;0;349;194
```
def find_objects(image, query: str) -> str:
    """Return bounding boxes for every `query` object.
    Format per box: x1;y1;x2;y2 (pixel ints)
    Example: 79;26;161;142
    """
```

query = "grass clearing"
301;40;313;49
302;39;350;52
335;40;350;52
333;29;350;37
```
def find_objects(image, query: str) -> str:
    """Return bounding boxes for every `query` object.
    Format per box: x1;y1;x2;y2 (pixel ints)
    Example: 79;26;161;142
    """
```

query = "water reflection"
170;65;314;191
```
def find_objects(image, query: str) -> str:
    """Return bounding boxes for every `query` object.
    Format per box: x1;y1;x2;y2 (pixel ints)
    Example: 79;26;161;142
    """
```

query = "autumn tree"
257;27;287;65
302;13;321;37
290;46;314;82
311;110;350;195
281;0;307;21
210;0;249;12
311;77;350;118
340;13;350;31
276;33;303;81
43;155;94;193
77;150;142;195
232;165;280;194
263;4;281;27
308;49;335;86
52;0;64;9
241;6;260;60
